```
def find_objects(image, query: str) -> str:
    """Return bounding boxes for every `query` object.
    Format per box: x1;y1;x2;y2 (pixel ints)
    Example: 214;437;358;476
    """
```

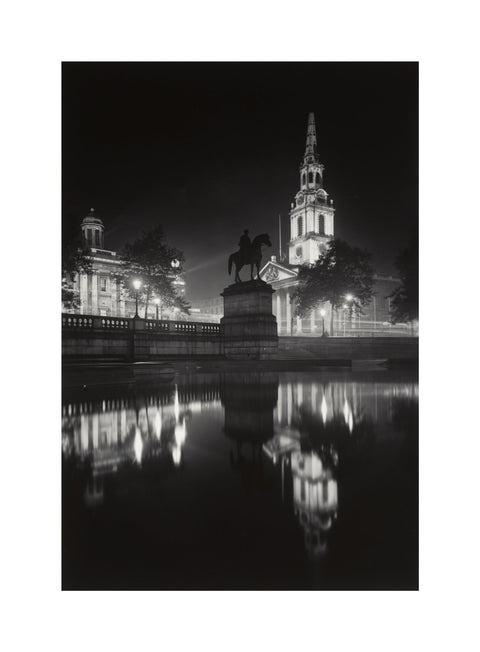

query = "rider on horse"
238;229;251;264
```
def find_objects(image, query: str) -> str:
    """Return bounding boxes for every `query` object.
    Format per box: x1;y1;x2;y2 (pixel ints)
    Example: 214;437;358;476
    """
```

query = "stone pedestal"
220;280;278;360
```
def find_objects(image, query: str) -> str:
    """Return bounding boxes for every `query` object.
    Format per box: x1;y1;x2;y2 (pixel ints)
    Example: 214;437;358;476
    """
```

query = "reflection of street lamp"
133;278;142;318
320;308;326;337
153;296;161;320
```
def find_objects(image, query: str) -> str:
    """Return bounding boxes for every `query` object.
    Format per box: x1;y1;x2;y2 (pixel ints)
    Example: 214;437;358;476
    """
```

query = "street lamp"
153;296;161;321
342;303;348;336
132;278;142;318
345;294;354;334
320;308;326;337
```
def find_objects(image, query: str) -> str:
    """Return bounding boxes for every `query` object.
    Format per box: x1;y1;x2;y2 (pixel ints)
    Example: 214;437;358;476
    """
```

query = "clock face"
297;194;304;206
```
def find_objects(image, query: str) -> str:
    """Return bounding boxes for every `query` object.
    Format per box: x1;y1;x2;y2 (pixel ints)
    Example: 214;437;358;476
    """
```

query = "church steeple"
304;112;319;164
287;113;335;266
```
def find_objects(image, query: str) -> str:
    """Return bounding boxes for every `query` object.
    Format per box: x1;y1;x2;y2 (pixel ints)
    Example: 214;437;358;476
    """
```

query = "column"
276;293;281;324
286;291;291;336
79;273;88;314
91;274;98;315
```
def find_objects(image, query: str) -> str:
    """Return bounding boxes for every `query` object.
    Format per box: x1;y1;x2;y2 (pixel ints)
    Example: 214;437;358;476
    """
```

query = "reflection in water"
62;370;418;588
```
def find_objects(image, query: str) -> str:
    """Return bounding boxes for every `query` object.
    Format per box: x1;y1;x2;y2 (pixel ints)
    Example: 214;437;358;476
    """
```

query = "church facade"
257;112;400;336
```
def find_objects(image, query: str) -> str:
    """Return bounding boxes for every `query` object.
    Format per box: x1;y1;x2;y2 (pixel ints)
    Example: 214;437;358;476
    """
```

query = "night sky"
62;62;418;301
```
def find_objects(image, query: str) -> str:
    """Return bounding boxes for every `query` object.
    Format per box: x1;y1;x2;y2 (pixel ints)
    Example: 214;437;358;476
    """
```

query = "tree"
62;233;92;310
294;238;374;335
119;226;190;318
389;233;418;324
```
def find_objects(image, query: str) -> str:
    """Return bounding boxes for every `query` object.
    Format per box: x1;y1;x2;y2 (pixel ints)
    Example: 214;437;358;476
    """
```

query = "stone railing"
62;313;221;336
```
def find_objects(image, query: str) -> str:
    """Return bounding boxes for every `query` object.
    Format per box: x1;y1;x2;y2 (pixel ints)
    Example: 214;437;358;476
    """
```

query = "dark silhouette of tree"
119;226;190;318
294;238;374;335
389;234;418;324
62;232;92;310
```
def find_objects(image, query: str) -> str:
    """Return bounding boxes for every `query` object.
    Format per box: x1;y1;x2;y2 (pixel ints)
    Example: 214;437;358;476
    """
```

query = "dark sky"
62;62;418;301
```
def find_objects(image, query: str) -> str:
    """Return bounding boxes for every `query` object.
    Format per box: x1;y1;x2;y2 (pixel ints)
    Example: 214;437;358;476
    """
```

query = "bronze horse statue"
228;233;272;283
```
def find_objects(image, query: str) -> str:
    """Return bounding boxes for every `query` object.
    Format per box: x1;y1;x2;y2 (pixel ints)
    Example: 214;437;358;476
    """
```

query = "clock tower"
288;113;335;266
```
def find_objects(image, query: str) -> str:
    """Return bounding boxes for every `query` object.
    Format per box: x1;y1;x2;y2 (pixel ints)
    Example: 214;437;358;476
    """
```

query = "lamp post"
320;308;326;337
133;279;142;318
153;296;161;321
342;304;347;336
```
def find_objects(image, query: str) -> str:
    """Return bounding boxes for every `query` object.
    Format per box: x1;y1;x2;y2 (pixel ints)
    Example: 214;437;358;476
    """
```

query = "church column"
286;291;292;335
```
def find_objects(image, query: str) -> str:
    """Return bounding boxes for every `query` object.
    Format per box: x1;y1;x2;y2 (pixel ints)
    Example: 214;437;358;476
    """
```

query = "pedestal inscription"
220;280;278;360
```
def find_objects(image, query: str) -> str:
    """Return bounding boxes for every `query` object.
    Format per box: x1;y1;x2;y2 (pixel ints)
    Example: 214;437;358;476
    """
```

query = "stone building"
67;209;186;318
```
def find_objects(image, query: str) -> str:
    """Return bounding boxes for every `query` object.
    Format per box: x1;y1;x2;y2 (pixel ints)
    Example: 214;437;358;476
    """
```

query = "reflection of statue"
228;232;272;283
221;372;279;488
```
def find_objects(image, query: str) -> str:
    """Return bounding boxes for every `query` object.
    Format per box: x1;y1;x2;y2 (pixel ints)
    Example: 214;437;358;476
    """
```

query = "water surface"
62;369;418;590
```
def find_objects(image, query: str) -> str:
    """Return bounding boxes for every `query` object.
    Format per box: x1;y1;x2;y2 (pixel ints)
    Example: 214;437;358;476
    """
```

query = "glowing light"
343;398;350;423
321;395;328;424
155;410;162;440
319;309;326;317
134;426;143;464
172;446;181;466
132;278;142;291
153;297;160;305
345;293;353;302
174;422;186;447
348;413;354;433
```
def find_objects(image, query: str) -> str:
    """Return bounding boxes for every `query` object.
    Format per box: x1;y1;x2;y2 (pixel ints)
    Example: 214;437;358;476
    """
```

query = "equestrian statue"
228;229;272;283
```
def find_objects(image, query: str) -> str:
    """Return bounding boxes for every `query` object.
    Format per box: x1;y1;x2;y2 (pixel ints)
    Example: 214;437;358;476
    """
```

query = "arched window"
298;216;303;237
308;171;313;184
315;172;321;185
318;214;325;234
302;173;306;186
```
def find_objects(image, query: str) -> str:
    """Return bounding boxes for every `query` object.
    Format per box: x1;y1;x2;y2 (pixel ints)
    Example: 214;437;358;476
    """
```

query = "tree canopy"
294;238;374;334
389;233;418;324
119;226;190;318
61;233;92;310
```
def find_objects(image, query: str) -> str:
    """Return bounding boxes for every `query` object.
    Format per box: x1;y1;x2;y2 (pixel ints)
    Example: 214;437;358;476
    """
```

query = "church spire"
304;112;319;163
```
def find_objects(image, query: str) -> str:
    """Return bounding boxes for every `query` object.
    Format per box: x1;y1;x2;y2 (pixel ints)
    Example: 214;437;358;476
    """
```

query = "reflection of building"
291;451;338;558
66;208;186;317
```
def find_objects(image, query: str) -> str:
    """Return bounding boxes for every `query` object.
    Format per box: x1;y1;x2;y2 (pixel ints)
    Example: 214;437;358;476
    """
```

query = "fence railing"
62;313;221;336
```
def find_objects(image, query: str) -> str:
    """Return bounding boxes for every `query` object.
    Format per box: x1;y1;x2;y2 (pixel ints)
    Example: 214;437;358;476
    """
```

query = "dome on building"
82;207;104;227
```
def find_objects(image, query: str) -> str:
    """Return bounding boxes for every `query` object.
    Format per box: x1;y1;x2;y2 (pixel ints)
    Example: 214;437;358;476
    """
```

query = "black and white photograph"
3;3;479;648
62;62;418;590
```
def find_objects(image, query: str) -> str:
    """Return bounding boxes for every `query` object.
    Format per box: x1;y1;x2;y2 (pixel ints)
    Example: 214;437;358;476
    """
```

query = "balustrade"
62;313;221;336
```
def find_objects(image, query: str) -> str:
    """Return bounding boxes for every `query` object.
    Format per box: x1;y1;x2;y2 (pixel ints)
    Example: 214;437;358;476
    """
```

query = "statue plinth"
220;280;278;360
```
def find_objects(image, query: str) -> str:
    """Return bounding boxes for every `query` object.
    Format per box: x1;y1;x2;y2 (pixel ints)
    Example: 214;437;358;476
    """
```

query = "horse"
228;233;272;283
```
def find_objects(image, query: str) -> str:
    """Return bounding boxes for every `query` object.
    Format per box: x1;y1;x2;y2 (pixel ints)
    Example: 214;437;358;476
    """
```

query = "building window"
316;172;321;185
318;214;325;234
95;230;100;246
100;277;107;292
298;216;303;236
302;173;306;186
296;246;303;258
87;229;92;246
308;171;313;184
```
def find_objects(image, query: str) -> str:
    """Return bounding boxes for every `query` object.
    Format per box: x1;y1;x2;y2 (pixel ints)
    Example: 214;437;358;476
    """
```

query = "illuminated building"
66;208;186;317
